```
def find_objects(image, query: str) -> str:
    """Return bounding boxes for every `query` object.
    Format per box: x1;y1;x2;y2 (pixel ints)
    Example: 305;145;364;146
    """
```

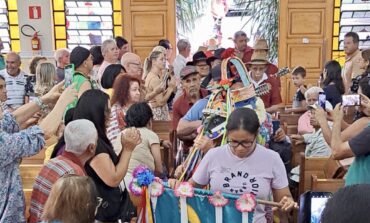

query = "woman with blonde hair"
144;50;176;121
35;62;57;96
41;175;98;223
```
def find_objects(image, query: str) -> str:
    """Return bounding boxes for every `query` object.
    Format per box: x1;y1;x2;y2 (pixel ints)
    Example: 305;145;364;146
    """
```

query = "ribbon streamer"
215;207;222;223
180;197;188;223
242;212;248;223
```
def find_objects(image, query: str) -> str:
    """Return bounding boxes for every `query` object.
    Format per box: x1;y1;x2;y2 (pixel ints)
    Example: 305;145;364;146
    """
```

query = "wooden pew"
20;164;43;219
299;152;346;195
152;121;173;176
298;153;328;196
311;155;346;193
279;113;301;126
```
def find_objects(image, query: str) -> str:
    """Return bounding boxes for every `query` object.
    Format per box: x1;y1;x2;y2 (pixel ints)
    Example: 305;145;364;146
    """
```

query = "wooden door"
122;0;176;62
278;0;334;104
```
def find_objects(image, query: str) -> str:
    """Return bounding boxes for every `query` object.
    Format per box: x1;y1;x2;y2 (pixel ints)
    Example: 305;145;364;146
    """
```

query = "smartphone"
342;94;361;107
272;120;280;135
310;192;332;223
299;191;332;223
64;64;75;88
318;92;326;110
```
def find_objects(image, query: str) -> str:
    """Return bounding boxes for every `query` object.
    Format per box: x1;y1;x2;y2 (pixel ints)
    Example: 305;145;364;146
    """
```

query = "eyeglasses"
129;62;142;68
227;138;256;149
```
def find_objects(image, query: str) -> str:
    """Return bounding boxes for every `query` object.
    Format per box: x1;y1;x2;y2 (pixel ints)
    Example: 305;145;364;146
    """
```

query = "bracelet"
34;97;48;111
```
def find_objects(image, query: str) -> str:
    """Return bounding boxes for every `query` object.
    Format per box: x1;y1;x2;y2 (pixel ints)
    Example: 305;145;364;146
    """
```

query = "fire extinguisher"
31;32;41;51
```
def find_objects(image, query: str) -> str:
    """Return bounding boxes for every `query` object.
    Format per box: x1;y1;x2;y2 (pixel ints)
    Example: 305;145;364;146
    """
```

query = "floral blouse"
0;112;45;222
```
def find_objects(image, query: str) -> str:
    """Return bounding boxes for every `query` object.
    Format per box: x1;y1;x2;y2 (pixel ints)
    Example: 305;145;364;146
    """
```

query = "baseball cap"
180;65;198;80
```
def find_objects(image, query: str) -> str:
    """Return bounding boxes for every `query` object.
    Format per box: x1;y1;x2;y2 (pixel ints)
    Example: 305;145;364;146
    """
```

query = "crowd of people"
0;29;369;223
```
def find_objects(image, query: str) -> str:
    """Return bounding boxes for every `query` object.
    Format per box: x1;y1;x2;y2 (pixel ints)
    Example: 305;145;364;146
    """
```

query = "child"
286;66;307;113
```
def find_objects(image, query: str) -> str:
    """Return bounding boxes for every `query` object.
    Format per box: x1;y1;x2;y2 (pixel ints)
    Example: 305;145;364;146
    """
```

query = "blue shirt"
182;97;209;121
0;112;45;222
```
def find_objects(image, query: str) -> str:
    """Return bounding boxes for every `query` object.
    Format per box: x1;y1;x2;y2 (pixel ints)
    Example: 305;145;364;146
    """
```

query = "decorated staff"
177;56;268;182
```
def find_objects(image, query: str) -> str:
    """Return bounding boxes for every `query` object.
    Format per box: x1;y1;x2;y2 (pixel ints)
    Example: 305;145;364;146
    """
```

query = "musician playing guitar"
247;52;282;113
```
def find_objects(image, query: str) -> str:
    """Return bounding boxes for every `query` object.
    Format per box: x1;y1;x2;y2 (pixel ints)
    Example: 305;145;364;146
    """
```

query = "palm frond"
176;0;207;34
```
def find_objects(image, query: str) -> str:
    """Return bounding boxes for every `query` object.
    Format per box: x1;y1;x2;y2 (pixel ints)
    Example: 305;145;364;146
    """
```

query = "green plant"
176;0;279;61
236;0;279;61
176;0;206;35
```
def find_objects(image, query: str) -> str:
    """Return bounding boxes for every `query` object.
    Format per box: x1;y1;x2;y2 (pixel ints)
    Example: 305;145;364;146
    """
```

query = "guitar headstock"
274;67;290;78
255;83;271;97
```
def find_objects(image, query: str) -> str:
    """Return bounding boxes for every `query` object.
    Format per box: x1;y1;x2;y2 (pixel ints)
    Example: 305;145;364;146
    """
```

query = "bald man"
0;52;28;109
121;52;143;80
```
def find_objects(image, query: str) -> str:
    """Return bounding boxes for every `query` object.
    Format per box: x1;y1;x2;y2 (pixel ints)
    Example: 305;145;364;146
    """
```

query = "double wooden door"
122;0;176;62
278;0;334;104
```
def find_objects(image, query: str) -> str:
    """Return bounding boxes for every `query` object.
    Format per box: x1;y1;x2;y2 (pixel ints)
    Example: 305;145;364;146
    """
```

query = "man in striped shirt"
0;52;28;110
28;119;98;223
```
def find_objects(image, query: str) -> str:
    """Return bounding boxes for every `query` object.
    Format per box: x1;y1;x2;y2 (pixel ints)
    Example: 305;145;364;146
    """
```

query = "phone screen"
342;94;360;107
272;120;280;135
64;64;74;88
318;93;326;110
310;193;331;223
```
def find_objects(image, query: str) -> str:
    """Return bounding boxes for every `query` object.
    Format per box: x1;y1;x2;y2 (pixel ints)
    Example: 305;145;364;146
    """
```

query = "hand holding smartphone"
64;64;75;88
318;92;326;110
342;94;361;107
272;120;280;136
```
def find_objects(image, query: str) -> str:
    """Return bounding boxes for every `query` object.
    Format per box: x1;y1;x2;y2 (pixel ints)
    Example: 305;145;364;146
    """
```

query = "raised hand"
121;127;141;152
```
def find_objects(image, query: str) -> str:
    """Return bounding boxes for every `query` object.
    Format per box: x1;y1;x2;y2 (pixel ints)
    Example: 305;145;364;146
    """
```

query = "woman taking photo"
170;108;297;223
144;51;176;120
73;89;140;222
107;74;141;150
322;60;345;107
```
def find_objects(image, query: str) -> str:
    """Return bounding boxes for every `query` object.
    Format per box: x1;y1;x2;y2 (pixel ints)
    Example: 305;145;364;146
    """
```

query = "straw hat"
253;39;269;50
247;52;269;65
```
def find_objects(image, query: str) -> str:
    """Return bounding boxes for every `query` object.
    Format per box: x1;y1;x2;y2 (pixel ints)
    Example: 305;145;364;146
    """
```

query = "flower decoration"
219;79;232;90
132;165;155;187
208;191;229;207
150;177;164;197
174;182;194;198
128;178;143;196
235;193;257;212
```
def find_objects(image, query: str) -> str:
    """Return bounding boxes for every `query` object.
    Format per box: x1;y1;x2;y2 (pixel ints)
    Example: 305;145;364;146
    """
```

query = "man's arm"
177;118;201;139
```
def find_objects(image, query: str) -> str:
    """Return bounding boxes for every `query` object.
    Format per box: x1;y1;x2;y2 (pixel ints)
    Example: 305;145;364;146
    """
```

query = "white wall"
17;0;54;60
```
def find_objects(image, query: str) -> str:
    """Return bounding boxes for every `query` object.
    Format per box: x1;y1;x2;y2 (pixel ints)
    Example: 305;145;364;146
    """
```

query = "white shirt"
173;54;187;78
173;54;188;99
0;69;28;109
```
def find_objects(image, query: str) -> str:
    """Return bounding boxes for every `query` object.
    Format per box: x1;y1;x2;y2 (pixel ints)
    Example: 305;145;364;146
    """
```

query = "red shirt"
28;151;85;223
265;63;280;88
258;75;282;108
172;89;209;131
222;46;253;64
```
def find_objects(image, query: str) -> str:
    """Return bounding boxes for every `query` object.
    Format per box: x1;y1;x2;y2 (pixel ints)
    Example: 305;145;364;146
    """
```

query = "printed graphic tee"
192;144;288;223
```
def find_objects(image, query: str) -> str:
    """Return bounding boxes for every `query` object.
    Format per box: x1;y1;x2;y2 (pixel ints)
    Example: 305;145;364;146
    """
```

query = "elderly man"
173;39;191;78
98;39;120;83
343;32;365;93
222;31;253;64
247;52;282;113
28;119;98;223
121;52;143;80
173;39;191;98
0;52;28;109
54;48;70;82
172;66;208;131
297;87;333;135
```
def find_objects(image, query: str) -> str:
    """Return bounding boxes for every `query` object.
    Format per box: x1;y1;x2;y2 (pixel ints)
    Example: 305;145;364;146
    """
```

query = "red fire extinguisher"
31;32;40;51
